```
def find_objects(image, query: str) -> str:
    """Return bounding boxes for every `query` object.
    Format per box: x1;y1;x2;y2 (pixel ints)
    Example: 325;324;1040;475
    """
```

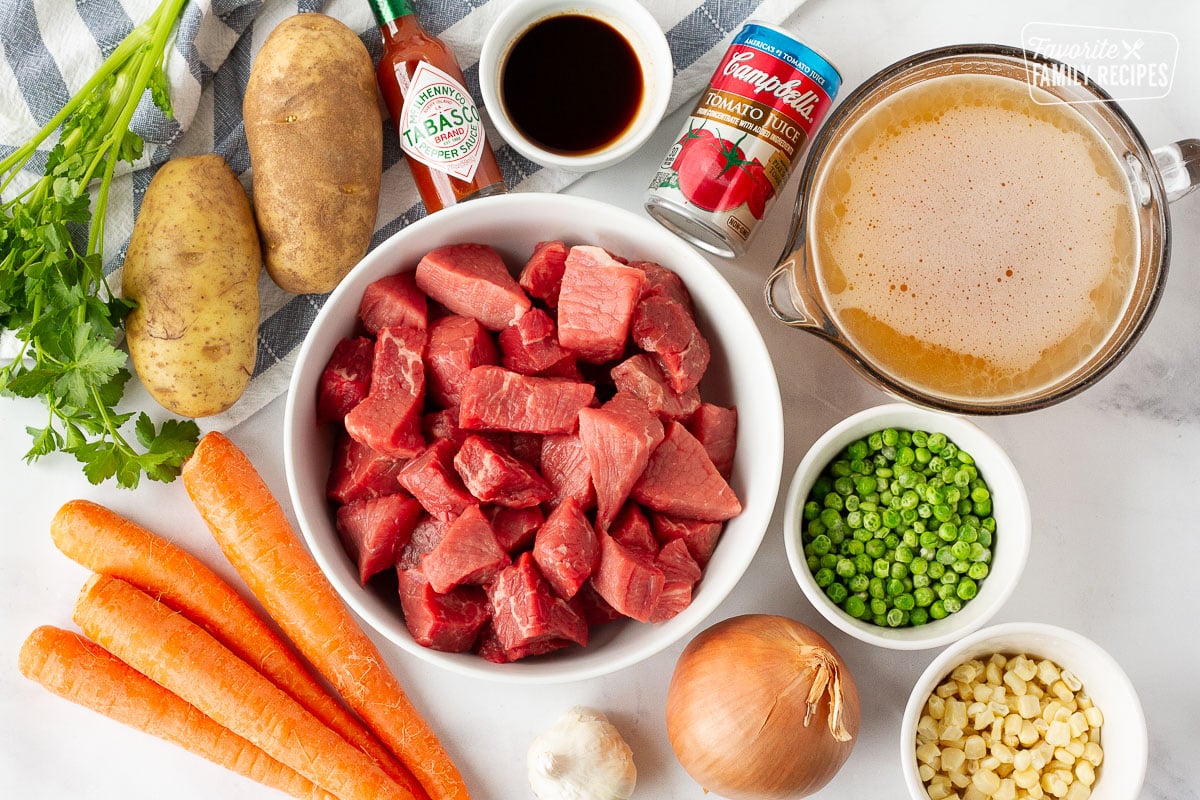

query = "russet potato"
123;154;261;418
244;12;383;294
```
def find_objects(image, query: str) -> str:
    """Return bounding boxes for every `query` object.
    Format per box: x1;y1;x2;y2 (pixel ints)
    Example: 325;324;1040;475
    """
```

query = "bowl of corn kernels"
901;622;1146;800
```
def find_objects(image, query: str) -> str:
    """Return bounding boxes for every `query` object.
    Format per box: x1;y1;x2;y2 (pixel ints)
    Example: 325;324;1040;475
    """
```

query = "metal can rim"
736;18;842;90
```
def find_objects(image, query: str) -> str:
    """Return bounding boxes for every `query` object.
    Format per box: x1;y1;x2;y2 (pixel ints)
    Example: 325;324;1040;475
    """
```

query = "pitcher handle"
1153;139;1200;203
765;258;814;328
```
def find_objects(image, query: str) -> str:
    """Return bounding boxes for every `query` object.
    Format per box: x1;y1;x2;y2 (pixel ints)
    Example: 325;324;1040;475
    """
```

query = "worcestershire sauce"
501;15;643;154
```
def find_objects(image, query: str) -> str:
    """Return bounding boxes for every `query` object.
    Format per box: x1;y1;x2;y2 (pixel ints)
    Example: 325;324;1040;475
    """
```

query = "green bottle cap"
367;0;416;27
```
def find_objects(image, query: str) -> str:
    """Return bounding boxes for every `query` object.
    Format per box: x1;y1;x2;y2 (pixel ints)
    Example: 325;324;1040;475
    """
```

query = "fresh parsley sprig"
0;0;198;489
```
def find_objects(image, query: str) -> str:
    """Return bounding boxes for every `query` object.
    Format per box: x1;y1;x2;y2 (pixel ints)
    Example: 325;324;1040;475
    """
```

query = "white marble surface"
3;0;1199;798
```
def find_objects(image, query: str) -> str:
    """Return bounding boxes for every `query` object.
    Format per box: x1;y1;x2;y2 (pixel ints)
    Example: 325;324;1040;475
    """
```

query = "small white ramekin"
478;0;673;172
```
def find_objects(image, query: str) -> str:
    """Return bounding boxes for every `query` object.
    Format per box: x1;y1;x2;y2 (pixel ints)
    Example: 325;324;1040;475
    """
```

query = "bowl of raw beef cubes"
283;193;784;682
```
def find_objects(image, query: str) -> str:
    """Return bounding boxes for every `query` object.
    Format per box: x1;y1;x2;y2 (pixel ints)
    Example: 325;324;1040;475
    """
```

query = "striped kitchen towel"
0;0;810;428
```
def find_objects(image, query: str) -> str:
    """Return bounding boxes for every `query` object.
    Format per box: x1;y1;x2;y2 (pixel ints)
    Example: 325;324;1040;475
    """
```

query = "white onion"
665;614;860;799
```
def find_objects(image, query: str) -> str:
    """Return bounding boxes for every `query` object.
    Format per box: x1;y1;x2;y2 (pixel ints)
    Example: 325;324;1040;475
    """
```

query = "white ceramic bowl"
283;193;783;683
478;0;673;172
783;403;1031;650
901;622;1147;800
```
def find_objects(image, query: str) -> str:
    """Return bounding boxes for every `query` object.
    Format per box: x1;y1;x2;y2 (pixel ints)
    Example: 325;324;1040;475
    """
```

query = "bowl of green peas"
784;403;1031;649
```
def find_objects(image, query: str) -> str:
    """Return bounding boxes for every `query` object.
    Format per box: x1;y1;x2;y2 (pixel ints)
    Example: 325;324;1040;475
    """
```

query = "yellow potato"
123;154;261;418
244;12;383;294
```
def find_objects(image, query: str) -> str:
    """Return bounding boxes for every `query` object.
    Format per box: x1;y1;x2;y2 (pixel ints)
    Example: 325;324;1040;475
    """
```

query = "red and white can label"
646;22;840;257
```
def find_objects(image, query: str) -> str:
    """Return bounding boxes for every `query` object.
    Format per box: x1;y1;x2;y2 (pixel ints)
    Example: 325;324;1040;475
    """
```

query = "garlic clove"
528;706;637;800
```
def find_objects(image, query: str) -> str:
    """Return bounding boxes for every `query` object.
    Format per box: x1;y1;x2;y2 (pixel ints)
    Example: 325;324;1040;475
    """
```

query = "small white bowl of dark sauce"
479;0;673;172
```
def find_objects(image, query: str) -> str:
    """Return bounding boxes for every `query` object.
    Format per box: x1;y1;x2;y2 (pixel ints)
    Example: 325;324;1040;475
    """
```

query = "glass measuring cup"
765;44;1198;414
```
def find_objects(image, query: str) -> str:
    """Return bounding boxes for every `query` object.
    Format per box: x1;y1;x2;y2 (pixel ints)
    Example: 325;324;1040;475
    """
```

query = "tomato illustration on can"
646;22;841;258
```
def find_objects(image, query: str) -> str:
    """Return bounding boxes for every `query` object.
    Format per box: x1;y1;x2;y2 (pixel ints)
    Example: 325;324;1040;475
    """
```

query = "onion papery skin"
665;614;860;799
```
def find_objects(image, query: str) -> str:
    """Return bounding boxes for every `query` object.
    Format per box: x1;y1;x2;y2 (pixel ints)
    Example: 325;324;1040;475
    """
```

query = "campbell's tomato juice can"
645;22;840;257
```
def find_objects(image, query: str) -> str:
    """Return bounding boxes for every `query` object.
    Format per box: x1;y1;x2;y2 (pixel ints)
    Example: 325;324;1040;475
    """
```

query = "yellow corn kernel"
1082;741;1103;767
973;768;1002;795
968;700;986;716
1041;772;1068;798
1067;711;1088;738
963;735;987;760
1083;706;1103;728
1014;768;1040;789
1061;670;1082;692
1040;700;1063;722
942;747;966;772
1074;759;1095;785
987;660;1004;684
918;763;935;782
1028;682;1045;699
1018;694;1042;719
929;694;947;720
953;661;981;683
1054;747;1076;766
940;724;965;744
927;783;952;800
947;699;969;729
1004;713;1023;737
1065;782;1091;800
982;755;1001;771
1013;749;1032;771
918;714;939;741
1012;655;1037;682
1036;659;1061;685
1027;781;1045;800
917;741;942;765
1033;717;1049;736
1018;720;1040;746
975;709;997;731
963;784;988;800
1004;670;1028;696
950;769;972;789
992;741;1015;764
1075;693;1092;710
997;777;1019;800
937;680;959;699
1065;739;1085;758
1030;747;1048;771
974;684;994;703
1046;720;1071;747
1051;680;1074;702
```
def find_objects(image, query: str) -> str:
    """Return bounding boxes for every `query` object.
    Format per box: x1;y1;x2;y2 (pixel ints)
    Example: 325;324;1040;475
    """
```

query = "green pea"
807;519;827;537
847;440;868;460
830;460;851;477
869;578;885;599
927;432;947;453
890;562;909;580
810;534;831;555
956;578;978;600
844;495;860;513
870;598;888;616
854;554;873;574
912;572;931;589
912;430;929;447
865;539;886;559
820;553;838;569
943;596;963;614
882;509;902;529
894;592;916;611
950;540;972;561
910;558;928;576
886;608;906;627
895;545;915;564
806;555;819;572
836;558;856;578
968;562;989;580
867;431;883;451
845;595;867;618
910;607;930;626
929;600;948;619
823;493;843;511
846;539;865;556
951;559;971;575
845;510;863;529
873;558;890;578
826;582;849;604
914;586;935;607
814;568;834;587
848;574;870;593
834;476;855;496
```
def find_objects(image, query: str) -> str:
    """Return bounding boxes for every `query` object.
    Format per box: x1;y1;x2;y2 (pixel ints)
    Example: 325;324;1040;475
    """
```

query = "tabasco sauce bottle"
368;0;507;212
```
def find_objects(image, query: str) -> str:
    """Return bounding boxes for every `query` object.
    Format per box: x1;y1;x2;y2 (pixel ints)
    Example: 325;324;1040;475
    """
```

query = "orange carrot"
49;498;425;798
182;431;471;800
73;573;418;800
18;625;338;800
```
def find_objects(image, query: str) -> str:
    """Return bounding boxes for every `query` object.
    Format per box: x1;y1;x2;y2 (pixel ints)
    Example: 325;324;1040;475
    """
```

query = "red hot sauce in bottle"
368;0;506;212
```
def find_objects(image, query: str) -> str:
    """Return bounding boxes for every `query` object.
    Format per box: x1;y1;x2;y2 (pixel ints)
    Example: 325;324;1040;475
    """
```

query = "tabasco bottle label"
399;61;487;182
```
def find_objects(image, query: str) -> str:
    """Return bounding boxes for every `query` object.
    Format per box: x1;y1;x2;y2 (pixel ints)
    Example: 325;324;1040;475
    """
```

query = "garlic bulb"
527;706;637;800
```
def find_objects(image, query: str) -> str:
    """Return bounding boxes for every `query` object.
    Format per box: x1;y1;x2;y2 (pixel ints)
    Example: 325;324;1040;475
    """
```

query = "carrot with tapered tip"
18;625;338;800
182;431;471;800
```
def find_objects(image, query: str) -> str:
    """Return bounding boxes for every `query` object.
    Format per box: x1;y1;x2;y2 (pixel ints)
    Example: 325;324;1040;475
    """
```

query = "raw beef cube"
539;433;595;511
631;292;711;394
575;582;624;626
532;498;599;600
591;532;665;623
650;514;724;567
336;492;423;584
630;260;692;310
649;538;703;622
420;504;510;593
459;366;595;434
422;409;470;448
489;552;589;656
343;326;428;459
518;239;569;307
633;422;741;521
326;433;404;504
426;315;499;409
499;308;571;375
611;354;700;421
397;568;489;652
454;435;552;508
606;504;657;558
578;393;665;530
317;337;373;425
538;355;583;380
686;403;738;480
396;515;450;570
556;246;646;363
487;505;544;553
475;621;574;663
487;431;543;470
397;440;475;521
358;271;427;335
415;243;531;331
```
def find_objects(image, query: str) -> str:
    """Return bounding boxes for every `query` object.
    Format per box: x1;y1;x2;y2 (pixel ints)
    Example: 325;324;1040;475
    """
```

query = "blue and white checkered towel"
0;0;808;427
